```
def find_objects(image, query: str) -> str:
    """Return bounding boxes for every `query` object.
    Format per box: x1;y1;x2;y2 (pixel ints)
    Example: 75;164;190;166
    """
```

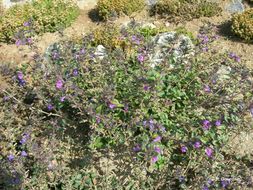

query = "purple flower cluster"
56;79;64;90
16;71;26;86
203;84;211;93
137;54;144;62
205;147;213;158
202;119;222;130
143;119;166;133
20;133;29;145
181;146;188;153
229;52;240;62
202;120;211;130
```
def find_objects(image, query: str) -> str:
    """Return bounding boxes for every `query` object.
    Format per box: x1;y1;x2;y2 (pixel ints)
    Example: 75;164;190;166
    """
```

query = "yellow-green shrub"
0;0;79;43
150;0;221;22
97;0;145;20
231;8;253;42
0;1;4;16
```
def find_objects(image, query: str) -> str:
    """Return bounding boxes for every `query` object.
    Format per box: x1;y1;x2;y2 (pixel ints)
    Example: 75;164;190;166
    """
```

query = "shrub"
97;0;145;20
1;23;253;189
0;0;79;43
231;8;253;42
150;0;222;22
0;1;4;16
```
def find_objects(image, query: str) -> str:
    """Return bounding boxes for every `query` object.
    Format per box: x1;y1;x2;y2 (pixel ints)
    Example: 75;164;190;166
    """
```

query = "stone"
94;45;107;60
226;0;244;14
2;0;31;9
146;0;157;6
149;32;194;67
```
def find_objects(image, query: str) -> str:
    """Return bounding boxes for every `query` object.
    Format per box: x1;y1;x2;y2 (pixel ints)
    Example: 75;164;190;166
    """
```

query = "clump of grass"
97;0;145;20
231;8;253;42
150;0;222;22
0;0;79;43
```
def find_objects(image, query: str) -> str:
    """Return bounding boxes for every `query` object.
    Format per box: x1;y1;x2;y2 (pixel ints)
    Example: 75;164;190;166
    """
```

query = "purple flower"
154;146;161;154
18;79;26;86
250;107;253;117
137;54;144;62
3;96;10;101
181;146;188;153
202;120;211;130
215;120;221;126
8;154;14;162
47;104;53;111
56;79;64;90
133;144;141;152
143;85;150;91
207;179;214;185
202;47;208;52
80;48;85;54
21;151;27;157
229;52;240;62
204;84;211;93
202;36;209;44
229;52;236;59
131;35;137;41
15;39;22;46
17;71;23;80
202;185;209;190
109;103;116;109
194;141;201;149
23;21;30;27
60;96;66;102
52;51;59;60
234;55;241;62
179;176;185;183
153;136;162;142
96;116;101;124
27;38;33;44
151;156;158;163
72;68;78;76
221;178;231;188
205;147;213;158
20;133;29;145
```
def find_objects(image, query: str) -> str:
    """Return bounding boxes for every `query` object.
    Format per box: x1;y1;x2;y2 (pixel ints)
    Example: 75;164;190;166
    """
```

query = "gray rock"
149;32;194;67
146;0;157;6
2;0;31;9
94;45;107;60
226;0;244;14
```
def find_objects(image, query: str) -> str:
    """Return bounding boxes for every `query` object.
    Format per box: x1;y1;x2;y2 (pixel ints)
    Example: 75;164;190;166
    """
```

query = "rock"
149;32;194;67
2;0;31;9
146;0;157;6
226;0;244;14
216;65;231;81
94;45;107;60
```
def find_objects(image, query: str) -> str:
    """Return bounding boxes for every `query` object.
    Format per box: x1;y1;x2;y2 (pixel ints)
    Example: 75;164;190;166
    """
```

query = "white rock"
94;45;107;60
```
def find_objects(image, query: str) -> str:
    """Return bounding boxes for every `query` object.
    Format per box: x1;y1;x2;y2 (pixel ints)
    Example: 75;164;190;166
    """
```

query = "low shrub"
231;8;253;42
0;1;4;16
97;0;145;20
0;0;79;43
150;0;222;22
1;23;253;189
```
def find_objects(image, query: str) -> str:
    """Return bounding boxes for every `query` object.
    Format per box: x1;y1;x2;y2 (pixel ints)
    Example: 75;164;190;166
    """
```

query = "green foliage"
231;8;253;42
0;0;79;43
1;23;253;189
97;0;145;20
150;0;222;22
